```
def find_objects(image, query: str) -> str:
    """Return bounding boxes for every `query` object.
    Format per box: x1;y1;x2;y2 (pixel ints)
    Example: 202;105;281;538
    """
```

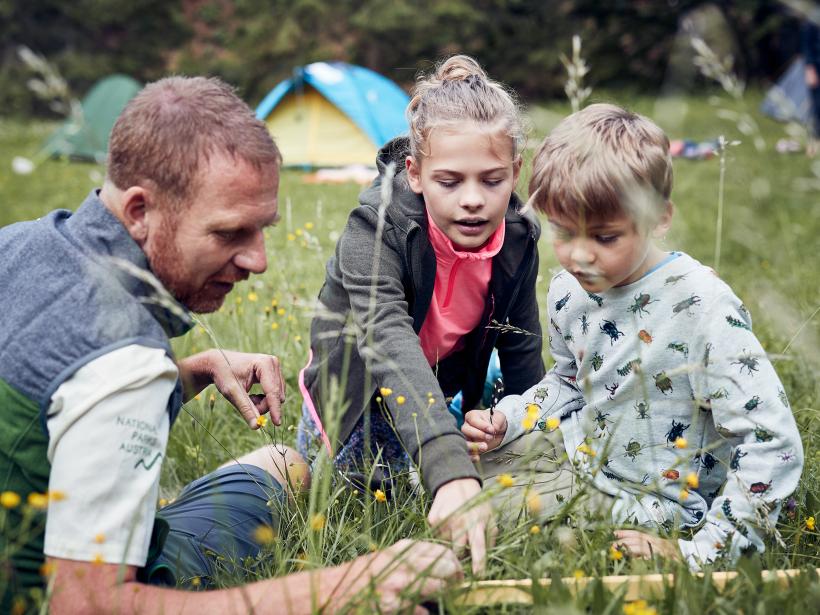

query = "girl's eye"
596;234;618;244
437;180;458;188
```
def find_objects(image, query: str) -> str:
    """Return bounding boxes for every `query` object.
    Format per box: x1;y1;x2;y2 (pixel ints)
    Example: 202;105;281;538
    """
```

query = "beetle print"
744;396;761;413
605;382;619;400
732;349;760;376
587;292;604;307
749;481;772;494
638;329;653;344
667;341;689;358
654;371;673;395
716;423;740;438
661;469;680;480
725;315;751;331
550;318;562;334
665;419;689;443
695;452;718;474
579;313;590;335
617;358;641;377
778;389;789;408
555;291;571;312
753;425;773;442
628;292;658;317
593;409;612;430
623;439;643;461
672;294;701;316
703;342;713;367
729;448;748;471
590;351;604;371
664;273;687;286
599;320;624;345
779;451;796;463
533;387;549;404
634;401;650;419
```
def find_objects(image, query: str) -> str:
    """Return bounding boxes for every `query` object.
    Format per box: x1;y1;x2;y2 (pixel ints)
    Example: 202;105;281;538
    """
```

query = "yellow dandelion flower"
271;322;279;330
287;315;295;322
685;473;699;489
253;525;277;545
522;417;535;430
675;437;688;449
609;545;624;561
194;393;201;401
256;415;268;428
526;492;542;515
271;298;278;307
807;516;816;531
264;306;271;315
235;296;242;305
526;403;539;418
310;513;326;531
247;292;258;302
209;393;216;403
530;525;541;535
396;395;406;405
295;335;302;342
546;417;560;431
191;576;201;587
573;569;585;579
39;561;55;577
48;490;66;502
92;553;104;565
275;308;285;317
374;489;387;503
27;492;49;510
295;228;303;236
577;443;596;457
1;491;21;509
379;387;392;397
428;398;435;405
287;233;296;241
159;498;168;507
680;489;690;501
94;533;106;544
497;474;515;488
305;222;314;230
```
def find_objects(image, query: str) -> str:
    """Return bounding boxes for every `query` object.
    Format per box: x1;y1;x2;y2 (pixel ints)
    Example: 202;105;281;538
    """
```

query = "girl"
297;56;544;572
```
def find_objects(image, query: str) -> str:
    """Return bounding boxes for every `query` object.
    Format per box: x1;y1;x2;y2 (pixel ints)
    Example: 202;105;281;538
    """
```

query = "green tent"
43;74;142;162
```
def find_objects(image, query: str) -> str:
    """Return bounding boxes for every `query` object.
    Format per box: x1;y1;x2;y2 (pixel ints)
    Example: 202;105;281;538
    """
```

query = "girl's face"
406;124;521;251
548;206;673;293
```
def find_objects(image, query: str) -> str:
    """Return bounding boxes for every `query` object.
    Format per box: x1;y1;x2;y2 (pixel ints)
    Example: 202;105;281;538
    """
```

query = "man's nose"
234;231;267;274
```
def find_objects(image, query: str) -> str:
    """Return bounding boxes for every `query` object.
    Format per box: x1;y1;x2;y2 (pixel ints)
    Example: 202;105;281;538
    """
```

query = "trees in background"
0;0;802;116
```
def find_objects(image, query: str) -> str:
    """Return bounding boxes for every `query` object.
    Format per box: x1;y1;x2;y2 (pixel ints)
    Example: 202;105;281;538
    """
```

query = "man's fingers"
468;524;487;576
256;356;284;425
224;382;261;428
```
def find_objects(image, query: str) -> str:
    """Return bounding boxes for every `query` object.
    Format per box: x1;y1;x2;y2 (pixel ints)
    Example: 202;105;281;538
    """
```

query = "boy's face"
548;207;672;293
406;124;521;251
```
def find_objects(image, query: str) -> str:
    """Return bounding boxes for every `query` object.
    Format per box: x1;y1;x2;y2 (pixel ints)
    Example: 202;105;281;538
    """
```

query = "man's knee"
224;445;311;492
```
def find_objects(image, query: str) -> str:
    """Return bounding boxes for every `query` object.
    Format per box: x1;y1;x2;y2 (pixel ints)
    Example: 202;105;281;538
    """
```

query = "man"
0;76;460;614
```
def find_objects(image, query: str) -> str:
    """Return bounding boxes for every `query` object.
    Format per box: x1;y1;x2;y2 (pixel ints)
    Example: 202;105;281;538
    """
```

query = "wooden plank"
452;568;820;606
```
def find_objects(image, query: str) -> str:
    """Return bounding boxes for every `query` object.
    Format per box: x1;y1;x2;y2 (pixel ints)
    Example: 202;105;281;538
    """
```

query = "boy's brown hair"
528;103;673;227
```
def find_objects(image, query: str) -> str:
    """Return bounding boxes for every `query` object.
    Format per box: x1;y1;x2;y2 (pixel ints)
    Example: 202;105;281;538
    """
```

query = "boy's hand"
461;409;507;461
612;529;681;561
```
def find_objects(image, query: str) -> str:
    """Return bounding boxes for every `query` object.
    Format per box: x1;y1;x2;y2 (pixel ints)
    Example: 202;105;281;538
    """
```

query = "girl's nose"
459;182;485;210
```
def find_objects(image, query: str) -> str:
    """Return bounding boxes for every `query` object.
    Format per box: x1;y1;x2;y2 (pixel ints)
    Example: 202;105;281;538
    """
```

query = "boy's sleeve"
679;291;804;569
495;246;546;394
496;278;584;447
337;207;479;495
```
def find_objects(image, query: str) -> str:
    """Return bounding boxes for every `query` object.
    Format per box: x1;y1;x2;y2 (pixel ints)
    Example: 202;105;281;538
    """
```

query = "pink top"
418;212;506;366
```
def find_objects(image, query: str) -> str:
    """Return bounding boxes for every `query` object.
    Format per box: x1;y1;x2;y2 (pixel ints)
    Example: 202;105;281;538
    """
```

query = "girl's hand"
612;529;681;561
461;409;507;461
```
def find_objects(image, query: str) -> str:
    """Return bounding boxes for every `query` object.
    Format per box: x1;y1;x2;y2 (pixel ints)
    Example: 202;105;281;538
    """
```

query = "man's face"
406;125;520;251
145;154;280;313
549;211;663;293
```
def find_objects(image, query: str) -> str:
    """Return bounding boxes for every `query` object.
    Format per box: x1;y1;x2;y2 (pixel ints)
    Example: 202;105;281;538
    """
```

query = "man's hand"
333;539;463;614
461;409;507;461
612;529;681;561
427;478;495;576
179;349;286;428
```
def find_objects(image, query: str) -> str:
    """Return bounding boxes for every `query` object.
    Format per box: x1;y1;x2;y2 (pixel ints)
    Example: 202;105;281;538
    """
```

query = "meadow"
1;91;819;613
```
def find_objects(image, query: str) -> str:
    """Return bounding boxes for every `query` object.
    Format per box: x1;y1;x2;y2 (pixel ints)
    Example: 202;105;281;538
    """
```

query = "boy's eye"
596;234;618;244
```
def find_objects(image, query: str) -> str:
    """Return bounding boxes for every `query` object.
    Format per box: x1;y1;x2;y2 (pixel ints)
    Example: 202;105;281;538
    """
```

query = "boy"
462;103;803;569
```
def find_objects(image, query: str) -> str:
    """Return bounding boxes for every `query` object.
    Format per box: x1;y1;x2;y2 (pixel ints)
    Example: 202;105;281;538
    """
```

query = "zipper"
441;258;464;309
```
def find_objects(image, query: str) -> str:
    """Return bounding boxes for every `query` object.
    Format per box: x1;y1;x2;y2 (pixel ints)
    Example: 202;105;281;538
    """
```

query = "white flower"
12;157;35;175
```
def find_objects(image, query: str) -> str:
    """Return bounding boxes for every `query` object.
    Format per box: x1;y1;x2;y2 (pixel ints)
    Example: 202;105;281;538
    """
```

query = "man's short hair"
528;103;673;227
107;76;282;207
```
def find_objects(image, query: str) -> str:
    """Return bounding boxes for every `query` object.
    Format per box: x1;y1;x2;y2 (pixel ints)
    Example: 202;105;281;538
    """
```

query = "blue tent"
255;62;409;167
760;57;812;125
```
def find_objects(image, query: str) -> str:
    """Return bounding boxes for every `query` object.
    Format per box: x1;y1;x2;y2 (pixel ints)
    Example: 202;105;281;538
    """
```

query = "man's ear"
406;156;423;194
120;186;152;246
653;200;675;238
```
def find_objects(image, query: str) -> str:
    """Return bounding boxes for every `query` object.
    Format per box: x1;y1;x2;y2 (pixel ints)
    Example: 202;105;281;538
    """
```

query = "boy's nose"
570;239;595;265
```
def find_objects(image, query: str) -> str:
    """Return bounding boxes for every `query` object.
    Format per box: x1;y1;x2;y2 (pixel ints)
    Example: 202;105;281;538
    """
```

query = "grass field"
1;91;819;613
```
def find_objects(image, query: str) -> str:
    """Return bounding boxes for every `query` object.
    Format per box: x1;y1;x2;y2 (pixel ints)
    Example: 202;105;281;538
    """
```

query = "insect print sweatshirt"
495;251;803;569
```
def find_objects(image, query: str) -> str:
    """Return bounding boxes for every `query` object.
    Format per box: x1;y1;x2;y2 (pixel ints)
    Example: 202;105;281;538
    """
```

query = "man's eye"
216;230;238;241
